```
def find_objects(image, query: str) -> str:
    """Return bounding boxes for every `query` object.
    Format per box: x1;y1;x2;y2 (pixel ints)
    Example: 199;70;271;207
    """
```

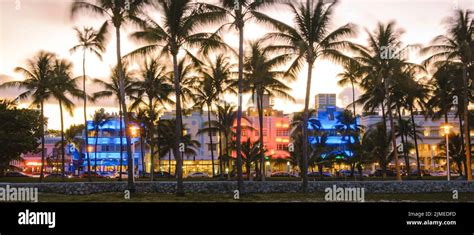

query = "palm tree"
91;109;112;173
158;119;201;174
71;0;150;192
239;40;295;180
241;138;265;181
309;131;333;180
421;10;474;181
198;103;253;179
93;63;137;180
198;0;282;192
70;24;108;182
337;59;363;127
363;122;394;180
126;0;228;196
439;134;467;176
264;0;357;191
0;51;56;182
194;54;236;178
129;58;173;181
354;21;419;181
50;58;84;180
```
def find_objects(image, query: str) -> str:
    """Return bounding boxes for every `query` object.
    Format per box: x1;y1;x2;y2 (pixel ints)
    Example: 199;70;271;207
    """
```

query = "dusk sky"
1;0;472;130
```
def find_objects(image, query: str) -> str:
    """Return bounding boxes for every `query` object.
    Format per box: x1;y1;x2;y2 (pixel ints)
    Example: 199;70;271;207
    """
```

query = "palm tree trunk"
140;131;145;177
257;92;266;181
172;52;184;196
397;108;410;176
463;65;472;181
168;151;171;178
207;103;215;177
114;26;135;192
351;81;358;129
59;100;65;181
150;144;155;181
218;127;224;180
82;49;91;181
95;127;98;173
234;17;245;194
118;103;123;181
410;106;422;178
458;109;466;176
39;101;45;182
302;61;314;193
385;77;401;181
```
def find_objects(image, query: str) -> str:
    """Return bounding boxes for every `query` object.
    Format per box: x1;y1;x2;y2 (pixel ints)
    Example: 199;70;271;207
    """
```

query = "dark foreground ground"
35;192;474;202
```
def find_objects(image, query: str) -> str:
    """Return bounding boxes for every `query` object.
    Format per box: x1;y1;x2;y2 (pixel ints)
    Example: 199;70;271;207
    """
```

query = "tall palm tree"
127;0;227;196
129;58;173;181
421;10;474;181
195;54;236;178
93;63;137;180
198;0;281;192
264;0;357;191
70;24;108;182
193;75;219;177
50;58;84;180
71;0;150;191
354;21;418;181
337;59;363;127
241;40;295;180
0;51;56;182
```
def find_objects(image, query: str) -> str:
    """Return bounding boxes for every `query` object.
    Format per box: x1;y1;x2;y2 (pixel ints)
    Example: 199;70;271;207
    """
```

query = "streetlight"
441;124;452;181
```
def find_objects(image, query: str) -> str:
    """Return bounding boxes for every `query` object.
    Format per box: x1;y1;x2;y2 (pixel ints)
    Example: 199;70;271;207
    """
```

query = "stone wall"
1;181;473;195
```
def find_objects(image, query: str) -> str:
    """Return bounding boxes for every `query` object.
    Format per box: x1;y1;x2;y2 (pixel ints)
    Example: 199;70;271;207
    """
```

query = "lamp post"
441;124;452;181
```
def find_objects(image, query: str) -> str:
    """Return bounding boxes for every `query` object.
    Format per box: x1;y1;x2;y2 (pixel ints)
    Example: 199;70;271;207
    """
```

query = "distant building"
79;115;142;174
160;111;218;176
20;136;67;174
315;93;337;111
360;111;474;172
241;95;291;174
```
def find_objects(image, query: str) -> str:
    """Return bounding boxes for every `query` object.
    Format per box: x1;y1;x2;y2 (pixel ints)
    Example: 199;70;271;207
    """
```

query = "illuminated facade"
159;111;218;175
78;116;142;173
308;106;358;159
360;111;474;172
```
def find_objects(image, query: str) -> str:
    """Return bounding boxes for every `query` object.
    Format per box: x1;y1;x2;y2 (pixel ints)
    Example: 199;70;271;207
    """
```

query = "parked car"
45;173;63;178
99;172;116;179
307;171;331;177
145;171;174;178
408;170;431;177
5;171;31;177
187;172;210;178
339;170;368;177
370;169;397;177
80;172;103;178
270;171;297;177
114;172;138;179
431;170;447;176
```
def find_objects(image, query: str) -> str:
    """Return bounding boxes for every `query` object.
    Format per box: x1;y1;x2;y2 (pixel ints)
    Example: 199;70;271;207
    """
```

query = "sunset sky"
0;0;472;130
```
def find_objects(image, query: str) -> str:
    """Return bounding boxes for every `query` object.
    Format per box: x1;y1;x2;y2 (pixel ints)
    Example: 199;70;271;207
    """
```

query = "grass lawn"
35;192;474;202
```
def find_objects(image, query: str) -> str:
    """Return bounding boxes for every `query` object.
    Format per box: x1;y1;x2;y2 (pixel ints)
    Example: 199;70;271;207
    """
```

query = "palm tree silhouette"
70;25;108;182
0;51;56;182
71;0;150;191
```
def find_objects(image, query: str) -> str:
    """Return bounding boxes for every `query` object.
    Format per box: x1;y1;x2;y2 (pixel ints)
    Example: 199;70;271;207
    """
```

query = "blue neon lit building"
307;106;360;159
74;117;143;172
